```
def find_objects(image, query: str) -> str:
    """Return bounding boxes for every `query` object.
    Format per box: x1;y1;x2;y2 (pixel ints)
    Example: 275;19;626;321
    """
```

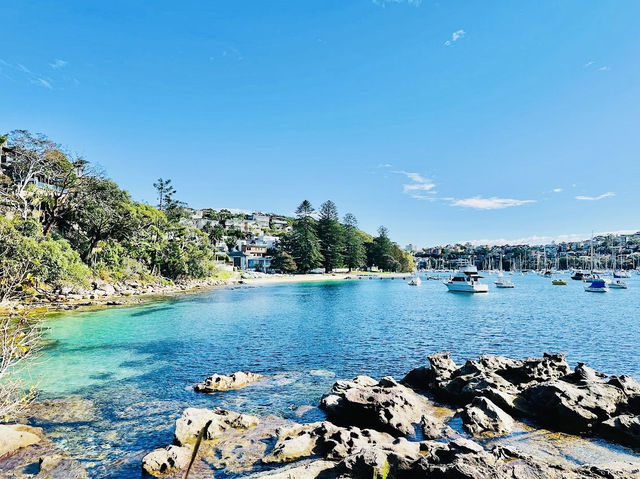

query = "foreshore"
1;272;412;315
5;352;639;478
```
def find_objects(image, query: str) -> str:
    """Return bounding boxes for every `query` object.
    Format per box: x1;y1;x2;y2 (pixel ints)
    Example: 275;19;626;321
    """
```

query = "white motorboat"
444;262;489;293
408;276;422;286
495;279;514;288
609;279;628;289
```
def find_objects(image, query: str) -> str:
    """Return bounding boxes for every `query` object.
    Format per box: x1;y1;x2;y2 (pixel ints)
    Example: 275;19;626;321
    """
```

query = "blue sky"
2;0;639;246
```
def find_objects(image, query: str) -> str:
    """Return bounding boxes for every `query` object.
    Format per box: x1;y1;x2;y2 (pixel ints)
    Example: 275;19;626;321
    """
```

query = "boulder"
174;407;259;446
263;422;321;463
599;414;640;448
142;445;192;477
459;396;513;437
320;376;441;436
0;424;42;458
516;379;625;434
194;371;263;392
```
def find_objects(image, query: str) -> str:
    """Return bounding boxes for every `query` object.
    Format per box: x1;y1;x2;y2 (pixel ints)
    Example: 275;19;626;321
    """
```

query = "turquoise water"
26;274;640;477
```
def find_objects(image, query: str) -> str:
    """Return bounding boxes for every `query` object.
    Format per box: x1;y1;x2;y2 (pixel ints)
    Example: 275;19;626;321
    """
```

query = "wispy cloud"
584;61;595;68
444;29;465;46
49;59;68;69
0;59;56;89
575;192;615;201
377;163;392;168
393;170;436;198
598;66;611;72
552;188;563;193
372;0;422;7
34;78;52;89
450;196;535;210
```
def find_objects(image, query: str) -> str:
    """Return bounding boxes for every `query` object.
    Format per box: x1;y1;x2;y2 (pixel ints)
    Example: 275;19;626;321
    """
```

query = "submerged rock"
194;371;263;393
0;424;42;457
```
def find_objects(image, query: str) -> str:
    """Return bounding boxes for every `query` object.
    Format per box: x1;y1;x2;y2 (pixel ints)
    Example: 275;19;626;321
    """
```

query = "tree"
290;200;323;272
39;151;91;236
343;213;366;271
317;200;344;272
63;178;143;262
270;248;297;273
0;310;44;419
0;130;57;219
153;178;177;212
369;226;400;272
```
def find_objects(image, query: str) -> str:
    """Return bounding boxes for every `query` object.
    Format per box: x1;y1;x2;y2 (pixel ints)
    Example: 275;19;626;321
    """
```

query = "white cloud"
377;163;392;168
584;61;595;68
444;29;465;46
403;183;436;192
450;196;535;210
49;59;68;69
34;78;52;89
372;0;422;6
598;66;611;72
552;188;563;193
394;170;436;197
575;192;615;201
464;229;639;247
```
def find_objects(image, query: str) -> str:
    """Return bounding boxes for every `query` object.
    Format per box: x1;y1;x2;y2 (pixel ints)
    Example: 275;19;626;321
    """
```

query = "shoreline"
2;271;413;316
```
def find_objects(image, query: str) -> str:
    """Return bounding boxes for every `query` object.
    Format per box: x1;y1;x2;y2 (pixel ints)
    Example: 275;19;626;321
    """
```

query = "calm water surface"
27;274;640;477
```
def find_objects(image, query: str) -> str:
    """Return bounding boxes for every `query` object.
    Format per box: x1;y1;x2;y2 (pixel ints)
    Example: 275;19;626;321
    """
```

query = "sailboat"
494;255;514;288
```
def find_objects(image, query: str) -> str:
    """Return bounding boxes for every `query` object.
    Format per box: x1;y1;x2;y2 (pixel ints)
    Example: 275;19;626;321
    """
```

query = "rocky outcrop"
174;407;259;445
140;355;640;478
404;352;640;448
142;407;261;477
319;375;445;437
0;424;88;478
194;371;263;392
459;396;513;437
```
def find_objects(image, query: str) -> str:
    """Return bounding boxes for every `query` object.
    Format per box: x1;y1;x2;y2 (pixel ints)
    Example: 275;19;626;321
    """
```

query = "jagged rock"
174;407;259;446
320;376;440;436
516;379;626;434
248;459;337;478
142;445;192;477
599;414;640;448
459;396;513;437
420;414;453;440
315;422;401;460
194;371;263;392
0;424;42;457
263;422;321;463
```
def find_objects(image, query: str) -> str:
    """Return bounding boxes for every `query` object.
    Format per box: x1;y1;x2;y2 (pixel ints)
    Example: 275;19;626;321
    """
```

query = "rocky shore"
137;354;640;479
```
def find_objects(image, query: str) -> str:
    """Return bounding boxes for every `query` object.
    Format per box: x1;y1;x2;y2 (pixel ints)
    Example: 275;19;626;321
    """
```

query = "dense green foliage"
0;130;413;300
275;200;414;274
0;130;219;300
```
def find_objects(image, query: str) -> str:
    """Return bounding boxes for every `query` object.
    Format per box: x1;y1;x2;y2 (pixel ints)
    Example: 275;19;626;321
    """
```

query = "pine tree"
342;213;366;271
317;200;344;272
290;200;323;272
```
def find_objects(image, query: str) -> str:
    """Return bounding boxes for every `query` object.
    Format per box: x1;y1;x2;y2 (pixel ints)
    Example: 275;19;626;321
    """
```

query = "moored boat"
609;279;628;289
408;276;421;286
552;279;567;285
585;278;608;293
444;261;489;293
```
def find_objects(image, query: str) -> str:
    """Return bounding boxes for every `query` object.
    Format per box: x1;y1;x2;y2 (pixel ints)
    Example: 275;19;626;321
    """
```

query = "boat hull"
445;282;489;293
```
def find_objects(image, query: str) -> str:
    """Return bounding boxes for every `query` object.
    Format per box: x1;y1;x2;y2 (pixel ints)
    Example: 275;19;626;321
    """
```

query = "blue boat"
585;278;608;293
